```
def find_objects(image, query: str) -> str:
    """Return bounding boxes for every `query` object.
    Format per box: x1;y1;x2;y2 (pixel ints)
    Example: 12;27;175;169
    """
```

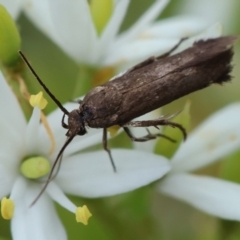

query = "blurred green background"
1;0;240;239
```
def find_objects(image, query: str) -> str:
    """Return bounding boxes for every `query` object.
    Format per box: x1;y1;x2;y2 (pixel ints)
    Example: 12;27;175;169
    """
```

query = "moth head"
67;109;87;136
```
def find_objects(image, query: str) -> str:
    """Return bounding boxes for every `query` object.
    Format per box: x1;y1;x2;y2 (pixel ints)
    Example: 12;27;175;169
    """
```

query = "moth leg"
123;119;187;140
103;128;117;172
157;37;188;59
123;127;176;142
61;113;69;129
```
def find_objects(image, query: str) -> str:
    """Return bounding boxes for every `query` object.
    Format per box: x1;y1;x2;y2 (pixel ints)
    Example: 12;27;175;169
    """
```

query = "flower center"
20;156;51;179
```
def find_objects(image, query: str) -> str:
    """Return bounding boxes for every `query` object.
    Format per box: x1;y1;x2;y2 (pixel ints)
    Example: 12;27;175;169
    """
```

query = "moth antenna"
19;50;69;115
49;153;64;181
30;135;75;206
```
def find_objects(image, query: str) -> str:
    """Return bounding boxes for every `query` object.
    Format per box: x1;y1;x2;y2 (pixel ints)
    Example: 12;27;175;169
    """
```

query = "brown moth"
19;36;237;204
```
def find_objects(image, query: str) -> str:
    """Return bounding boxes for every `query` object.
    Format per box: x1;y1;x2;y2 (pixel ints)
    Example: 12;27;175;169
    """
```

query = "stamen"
20;156;50;179
107;125;120;137
1;197;14;220
29;91;56;155
15;75;56;155
30;91;48;109
75;205;92;225
40;111;56;155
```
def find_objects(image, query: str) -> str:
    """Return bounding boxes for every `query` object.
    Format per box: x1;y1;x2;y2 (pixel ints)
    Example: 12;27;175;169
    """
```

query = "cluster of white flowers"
0;71;172;239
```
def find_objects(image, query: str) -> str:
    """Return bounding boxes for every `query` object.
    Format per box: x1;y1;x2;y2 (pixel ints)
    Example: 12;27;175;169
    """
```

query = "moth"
19;36;237;204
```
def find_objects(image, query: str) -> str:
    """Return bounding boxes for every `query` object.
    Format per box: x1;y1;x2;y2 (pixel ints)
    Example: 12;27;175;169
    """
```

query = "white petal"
104;38;179;67
144;16;208;38
177;0;236;30
0;0;22;19
46;182;76;213
172;23;222;54
0;72;26;157
171;103;240;172
159;173;240;220
113;0;169;49
0;117;25;160
25;107;41;155
105;23;222;69
23;0;57;40
63;129;103;156
56;149;170;197
96;0;130;64
10;176;26;200
11;178;67;240
0;71;26;132
0;162;16;198
48;0;97;64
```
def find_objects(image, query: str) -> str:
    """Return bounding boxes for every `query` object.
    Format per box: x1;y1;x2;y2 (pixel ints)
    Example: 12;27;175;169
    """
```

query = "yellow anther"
20;156;50;179
29;91;48;110
1;197;14;220
107;125;120;137
75;205;92;225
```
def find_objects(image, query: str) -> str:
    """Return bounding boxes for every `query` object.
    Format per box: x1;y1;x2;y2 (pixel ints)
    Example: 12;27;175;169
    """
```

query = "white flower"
0;71;171;239
177;0;238;32
21;0;210;70
158;103;240;220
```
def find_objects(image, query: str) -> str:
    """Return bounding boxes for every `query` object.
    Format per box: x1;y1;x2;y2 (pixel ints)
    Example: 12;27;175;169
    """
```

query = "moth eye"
78;127;87;136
